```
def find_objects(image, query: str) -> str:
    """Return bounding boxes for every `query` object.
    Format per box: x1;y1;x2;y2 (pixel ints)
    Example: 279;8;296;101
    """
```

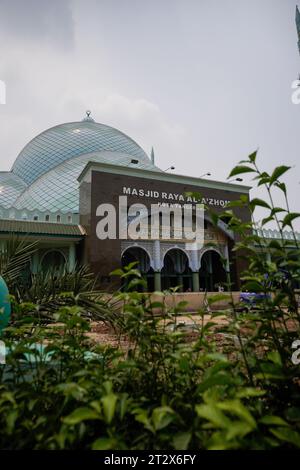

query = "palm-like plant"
0;237;118;326
0;236;38;290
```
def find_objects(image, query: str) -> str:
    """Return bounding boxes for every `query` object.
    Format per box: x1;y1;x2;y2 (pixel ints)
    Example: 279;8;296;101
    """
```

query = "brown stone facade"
79;165;251;290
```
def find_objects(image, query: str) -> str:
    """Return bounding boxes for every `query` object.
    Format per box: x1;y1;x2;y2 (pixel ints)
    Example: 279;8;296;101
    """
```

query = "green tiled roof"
0;219;85;237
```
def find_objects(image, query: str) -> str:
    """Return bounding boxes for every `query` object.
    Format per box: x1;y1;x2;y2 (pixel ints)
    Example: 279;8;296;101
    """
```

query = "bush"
0;153;299;450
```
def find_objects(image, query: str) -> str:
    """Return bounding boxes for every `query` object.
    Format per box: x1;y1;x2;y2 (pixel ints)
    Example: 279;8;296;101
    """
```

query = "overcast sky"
0;0;299;228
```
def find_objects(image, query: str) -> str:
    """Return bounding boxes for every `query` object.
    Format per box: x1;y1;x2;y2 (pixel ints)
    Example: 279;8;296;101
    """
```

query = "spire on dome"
82;110;95;122
296;6;300;55
296;5;300;26
150;146;155;164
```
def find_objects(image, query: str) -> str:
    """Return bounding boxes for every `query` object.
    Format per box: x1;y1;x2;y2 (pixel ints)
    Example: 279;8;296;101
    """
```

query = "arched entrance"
161;249;192;291
199;250;227;292
121;246;154;291
41;250;66;274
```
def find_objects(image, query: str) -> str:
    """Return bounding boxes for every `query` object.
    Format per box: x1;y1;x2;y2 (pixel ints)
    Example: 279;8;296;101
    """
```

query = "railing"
254;229;300;241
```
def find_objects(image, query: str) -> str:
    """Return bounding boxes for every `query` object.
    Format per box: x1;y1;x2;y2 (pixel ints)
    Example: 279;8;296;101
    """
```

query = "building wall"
79;168;251;291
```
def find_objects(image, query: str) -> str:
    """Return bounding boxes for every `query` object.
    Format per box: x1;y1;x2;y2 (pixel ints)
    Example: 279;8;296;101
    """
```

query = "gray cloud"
0;0;74;48
0;0;299;228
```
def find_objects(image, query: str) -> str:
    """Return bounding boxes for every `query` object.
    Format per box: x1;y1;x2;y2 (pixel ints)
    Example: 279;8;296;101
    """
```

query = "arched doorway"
161;249;192;291
121;246;153;291
41;250;66;274
199;250;227;292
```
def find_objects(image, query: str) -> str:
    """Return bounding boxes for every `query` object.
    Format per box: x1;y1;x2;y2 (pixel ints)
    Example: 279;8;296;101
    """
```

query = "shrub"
0;153;299;450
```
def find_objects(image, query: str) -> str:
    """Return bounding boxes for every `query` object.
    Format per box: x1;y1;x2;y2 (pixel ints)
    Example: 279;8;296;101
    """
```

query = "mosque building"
0;112;298;292
1;7;300;293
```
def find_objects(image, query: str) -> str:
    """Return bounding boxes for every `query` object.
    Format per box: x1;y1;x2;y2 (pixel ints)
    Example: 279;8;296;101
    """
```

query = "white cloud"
0;39;186;171
80;93;186;159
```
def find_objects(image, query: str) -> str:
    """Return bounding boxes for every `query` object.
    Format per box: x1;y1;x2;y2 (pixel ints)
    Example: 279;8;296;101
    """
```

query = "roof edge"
78;161;252;194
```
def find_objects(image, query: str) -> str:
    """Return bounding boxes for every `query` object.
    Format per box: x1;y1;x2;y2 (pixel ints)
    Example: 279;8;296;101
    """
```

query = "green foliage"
0;236;38;289
0;154;299;449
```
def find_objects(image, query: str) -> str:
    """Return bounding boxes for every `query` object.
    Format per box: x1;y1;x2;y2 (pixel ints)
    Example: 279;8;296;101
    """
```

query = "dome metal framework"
0;172;27;209
0;116;160;215
12;120;151;185
13;150;158;213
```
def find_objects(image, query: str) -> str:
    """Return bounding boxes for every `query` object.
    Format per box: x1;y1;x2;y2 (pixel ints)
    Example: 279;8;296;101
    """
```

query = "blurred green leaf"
249;198;271;210
196;404;231;428
270;427;300;448
172;431;192;450
101;394;118;424
282;212;300;229
269;166;291;185
63;407;100;425
228;165;256;178
218;400;256;429
92;437;117;450
260;416;288;427
152;406;175;431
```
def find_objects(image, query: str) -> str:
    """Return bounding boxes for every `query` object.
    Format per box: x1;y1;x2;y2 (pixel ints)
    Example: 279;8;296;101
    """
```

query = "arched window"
162;249;189;275
41;250;66;274
121;247;152;292
56;215;61;223
161;249;192;291
199;250;226;292
122;247;151;273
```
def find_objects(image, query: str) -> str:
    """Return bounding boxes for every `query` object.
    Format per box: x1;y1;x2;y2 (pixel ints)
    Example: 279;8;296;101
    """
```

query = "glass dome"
0;172;27;208
0;116;161;216
12;119;150;185
13;151;159;213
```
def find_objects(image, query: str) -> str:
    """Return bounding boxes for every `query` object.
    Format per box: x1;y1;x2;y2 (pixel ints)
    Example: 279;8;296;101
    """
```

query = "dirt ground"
87;312;299;351
87;314;229;349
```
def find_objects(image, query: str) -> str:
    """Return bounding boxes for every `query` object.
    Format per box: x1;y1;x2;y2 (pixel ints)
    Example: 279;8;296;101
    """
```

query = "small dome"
0;172;27;208
12;119;150;185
